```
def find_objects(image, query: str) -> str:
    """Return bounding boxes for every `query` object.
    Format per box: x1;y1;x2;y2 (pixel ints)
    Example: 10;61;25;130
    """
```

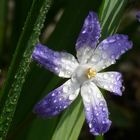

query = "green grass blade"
52;97;84;140
95;135;104;140
0;0;52;139
99;0;127;38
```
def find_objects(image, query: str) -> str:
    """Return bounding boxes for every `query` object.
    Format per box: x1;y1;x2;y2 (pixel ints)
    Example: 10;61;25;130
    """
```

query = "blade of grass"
52;96;84;140
99;0;127;38
0;0;52;139
95;136;104;140
9;0;33;59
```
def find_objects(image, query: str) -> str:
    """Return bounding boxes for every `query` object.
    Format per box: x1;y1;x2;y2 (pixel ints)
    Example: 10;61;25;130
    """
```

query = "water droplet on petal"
102;53;107;59
121;86;125;92
109;85;113;89
86;107;90;111
95;112;99;116
53;100;57;103
63;86;68;93
99;101;104;107
103;74;108;79
63;105;67;109
83;94;90;103
89;123;92;128
111;55;115;59
103;85;108;89
69;94;76;100
96;93;101;99
102;107;106;112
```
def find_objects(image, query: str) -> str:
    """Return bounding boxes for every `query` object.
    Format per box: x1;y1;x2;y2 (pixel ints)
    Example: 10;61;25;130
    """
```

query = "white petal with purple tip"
76;11;101;64
93;72;123;96
88;34;132;71
33;79;80;117
81;81;111;135
32;43;79;78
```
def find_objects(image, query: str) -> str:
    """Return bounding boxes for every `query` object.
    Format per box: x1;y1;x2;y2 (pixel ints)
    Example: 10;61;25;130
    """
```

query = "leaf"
52;96;84;140
0;0;52;139
9;0;34;59
99;0;127;39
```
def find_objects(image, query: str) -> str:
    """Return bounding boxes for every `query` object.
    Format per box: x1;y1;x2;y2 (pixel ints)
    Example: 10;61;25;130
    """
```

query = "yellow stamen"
86;68;96;79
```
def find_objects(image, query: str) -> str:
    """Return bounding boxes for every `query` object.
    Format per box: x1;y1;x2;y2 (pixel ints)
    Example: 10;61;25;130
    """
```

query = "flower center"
86;68;96;79
72;65;96;84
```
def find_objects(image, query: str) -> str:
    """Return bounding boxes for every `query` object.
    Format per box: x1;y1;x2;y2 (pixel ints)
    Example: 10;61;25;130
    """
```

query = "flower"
32;11;132;135
136;11;140;22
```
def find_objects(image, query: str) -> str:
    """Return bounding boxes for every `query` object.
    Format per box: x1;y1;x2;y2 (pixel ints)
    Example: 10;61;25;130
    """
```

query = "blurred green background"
0;0;140;140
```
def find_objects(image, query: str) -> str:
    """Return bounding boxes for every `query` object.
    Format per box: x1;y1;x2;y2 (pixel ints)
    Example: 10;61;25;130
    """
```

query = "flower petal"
81;81;111;135
88;34;133;71
136;11;140;22
32;43;79;78
93;72;123;96
33;79;80;117
76;11;101;64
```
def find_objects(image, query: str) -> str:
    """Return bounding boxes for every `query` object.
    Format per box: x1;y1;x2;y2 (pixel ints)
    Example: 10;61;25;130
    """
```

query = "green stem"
95;135;104;140
0;0;52;139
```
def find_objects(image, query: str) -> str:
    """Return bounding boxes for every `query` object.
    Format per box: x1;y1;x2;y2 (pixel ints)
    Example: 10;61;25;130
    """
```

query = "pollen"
86;68;96;79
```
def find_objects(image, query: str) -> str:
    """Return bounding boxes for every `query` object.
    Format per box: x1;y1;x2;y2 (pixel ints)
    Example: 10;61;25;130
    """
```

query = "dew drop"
99;101;104;107
102;107;106;112
95;113;99;116
69;94;76;100
89;123;92;128
111;55;115;59
109;85;113;89
103;74;108;79
83;94;90;103
96;93;101;99
103;85;108;89
116;75;120;81
63;105;67;109
110;74;114;78
121;86;125;92
121;50;125;54
53;100;57;103
86;107;90;111
102;53;107;59
63;86;68;93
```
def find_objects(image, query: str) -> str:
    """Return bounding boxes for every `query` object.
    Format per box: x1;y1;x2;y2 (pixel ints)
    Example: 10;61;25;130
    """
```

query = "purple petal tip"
136;11;140;22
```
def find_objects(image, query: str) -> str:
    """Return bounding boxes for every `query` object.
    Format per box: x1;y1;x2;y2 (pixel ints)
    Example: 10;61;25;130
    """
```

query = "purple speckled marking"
32;43;60;74
89;34;133;71
136;11;140;22
32;43;78;78
33;80;79;117
76;11;101;50
34;86;70;117
93;72;123;96
81;82;111;135
85;102;111;135
97;34;132;60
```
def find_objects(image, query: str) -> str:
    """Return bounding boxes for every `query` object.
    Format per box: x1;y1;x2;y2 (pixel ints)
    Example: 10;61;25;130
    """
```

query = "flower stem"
95;135;104;140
